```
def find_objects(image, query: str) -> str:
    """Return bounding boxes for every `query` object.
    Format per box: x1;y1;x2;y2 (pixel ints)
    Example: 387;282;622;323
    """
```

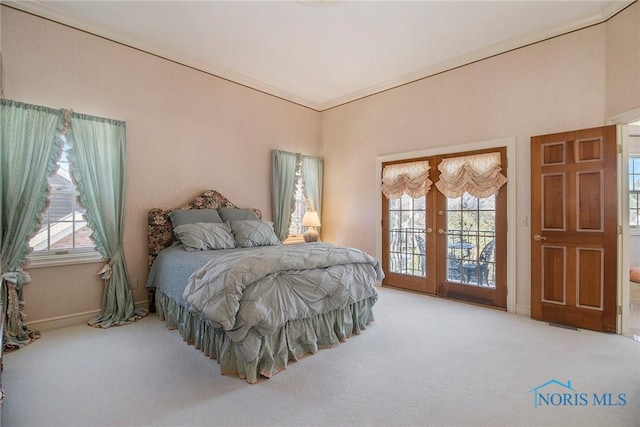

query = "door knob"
438;229;445;234
426;228;433;233
533;234;547;241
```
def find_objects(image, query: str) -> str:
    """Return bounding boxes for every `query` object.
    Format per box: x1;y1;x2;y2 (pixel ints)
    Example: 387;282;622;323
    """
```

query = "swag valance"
381;161;432;199
435;152;507;198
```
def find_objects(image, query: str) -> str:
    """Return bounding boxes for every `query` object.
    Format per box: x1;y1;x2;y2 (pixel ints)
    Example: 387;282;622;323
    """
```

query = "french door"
381;158;437;294
381;148;507;309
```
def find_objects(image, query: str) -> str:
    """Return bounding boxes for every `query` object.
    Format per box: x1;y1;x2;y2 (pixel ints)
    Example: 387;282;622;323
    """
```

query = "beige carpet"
3;287;639;427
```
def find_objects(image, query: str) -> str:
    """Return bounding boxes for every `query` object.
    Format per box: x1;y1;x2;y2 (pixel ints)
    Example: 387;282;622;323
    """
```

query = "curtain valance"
381;161;432;199
435;152;507;198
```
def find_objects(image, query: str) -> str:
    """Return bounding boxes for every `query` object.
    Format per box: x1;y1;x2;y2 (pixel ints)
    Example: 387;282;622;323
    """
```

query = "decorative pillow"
173;222;235;251
230;220;280;248
219;207;259;223
168;209;223;228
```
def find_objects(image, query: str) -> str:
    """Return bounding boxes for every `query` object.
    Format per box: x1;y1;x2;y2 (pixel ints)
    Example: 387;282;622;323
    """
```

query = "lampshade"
301;211;321;228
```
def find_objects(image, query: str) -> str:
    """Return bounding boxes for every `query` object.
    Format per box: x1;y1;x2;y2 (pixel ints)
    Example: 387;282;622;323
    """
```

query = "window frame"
27;138;102;267
629;155;640;235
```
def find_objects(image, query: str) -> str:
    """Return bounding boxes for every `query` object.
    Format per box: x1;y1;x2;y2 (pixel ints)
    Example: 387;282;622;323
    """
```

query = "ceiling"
4;0;633;111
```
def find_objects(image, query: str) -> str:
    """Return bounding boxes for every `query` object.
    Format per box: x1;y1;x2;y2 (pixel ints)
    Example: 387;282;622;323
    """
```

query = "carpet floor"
3;287;639;426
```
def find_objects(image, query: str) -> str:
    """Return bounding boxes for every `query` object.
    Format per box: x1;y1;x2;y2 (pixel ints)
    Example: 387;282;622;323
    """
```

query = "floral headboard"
147;189;262;269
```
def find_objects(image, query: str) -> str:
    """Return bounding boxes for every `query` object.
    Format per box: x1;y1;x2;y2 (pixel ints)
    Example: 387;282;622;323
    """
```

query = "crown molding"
318;0;635;111
2;0;322;111
3;0;633;112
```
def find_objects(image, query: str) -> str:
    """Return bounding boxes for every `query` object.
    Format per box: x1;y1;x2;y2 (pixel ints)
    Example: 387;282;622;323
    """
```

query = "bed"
146;190;383;383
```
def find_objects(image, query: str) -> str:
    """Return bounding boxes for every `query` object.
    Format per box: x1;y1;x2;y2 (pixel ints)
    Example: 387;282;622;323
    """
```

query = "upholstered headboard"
147;190;262;269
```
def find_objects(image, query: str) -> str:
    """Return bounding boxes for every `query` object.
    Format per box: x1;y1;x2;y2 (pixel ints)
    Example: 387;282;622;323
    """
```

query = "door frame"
375;136;517;313
608;107;640;335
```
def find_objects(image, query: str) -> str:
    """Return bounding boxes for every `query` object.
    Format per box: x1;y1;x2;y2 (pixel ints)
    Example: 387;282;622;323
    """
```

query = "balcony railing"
388;228;495;287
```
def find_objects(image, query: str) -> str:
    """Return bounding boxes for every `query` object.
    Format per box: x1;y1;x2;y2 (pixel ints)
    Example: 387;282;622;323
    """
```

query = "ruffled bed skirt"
155;290;376;384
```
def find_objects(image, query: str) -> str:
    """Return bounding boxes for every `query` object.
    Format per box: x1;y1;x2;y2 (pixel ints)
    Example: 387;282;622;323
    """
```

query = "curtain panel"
271;150;299;242
271;150;324;241
381;161;432;199
0;99;63;349
300;154;323;217
435;152;507;198
66;112;146;327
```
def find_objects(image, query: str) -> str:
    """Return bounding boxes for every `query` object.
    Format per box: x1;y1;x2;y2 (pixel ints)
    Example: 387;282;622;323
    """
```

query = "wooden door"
531;125;617;332
434;148;508;309
381;159;436;294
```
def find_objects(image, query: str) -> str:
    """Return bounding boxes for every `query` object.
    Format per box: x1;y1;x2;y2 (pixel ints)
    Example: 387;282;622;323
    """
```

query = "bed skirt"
155;290;376;384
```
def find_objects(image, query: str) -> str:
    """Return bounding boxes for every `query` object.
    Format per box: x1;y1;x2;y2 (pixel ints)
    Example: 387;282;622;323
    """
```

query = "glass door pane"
445;193;496;288
388;194;426;277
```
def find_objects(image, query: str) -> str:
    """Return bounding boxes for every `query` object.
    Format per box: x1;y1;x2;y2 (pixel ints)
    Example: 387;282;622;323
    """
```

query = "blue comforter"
183;242;383;362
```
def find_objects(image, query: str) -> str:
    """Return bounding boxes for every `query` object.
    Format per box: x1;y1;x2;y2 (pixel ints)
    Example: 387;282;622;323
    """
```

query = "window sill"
26;251;105;269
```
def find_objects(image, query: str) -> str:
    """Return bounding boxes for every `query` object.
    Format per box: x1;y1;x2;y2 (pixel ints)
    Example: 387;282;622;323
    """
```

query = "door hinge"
617;305;622;315
618;225;622;235
617;144;622;154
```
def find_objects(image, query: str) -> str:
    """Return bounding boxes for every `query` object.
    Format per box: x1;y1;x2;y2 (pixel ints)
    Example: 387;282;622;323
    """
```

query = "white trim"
25;299;150;332
4;1;632;112
516;304;531;317
607;108;640;126
375;136;517;313
609;109;640;335
27;250;104;268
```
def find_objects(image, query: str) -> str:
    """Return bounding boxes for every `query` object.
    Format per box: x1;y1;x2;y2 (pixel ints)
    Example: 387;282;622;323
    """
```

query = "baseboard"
26;299;150;332
516;304;531;317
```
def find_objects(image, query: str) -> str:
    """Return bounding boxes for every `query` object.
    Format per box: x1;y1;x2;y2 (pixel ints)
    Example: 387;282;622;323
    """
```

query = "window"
287;168;307;237
630;156;640;230
28;137;100;266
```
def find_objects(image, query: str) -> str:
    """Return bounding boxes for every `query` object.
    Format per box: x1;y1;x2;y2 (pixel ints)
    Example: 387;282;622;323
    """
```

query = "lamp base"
303;228;319;243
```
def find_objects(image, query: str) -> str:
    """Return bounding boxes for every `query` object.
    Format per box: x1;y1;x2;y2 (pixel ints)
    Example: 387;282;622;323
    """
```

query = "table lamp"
302;211;321;243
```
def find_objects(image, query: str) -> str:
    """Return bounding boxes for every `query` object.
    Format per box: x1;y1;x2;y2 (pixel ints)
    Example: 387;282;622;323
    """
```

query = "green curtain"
301;154;324;219
271;150;299;241
66;113;146;327
0;99;63;349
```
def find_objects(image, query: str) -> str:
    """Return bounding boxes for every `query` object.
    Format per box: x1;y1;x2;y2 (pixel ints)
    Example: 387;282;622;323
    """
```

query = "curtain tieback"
96;246;125;280
1;271;31;288
97;264;112;281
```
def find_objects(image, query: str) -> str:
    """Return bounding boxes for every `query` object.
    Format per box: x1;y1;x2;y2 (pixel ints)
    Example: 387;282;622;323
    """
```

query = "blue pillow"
218;207;259;223
168;209;223;228
230;220;280;248
173;222;235;251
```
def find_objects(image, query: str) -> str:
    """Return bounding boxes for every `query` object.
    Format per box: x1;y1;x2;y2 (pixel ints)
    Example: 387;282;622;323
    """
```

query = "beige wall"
1;7;319;323
320;4;639;310
1;3;638;324
605;2;640;118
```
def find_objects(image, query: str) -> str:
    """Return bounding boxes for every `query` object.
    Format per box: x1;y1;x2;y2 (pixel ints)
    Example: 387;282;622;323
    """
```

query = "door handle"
426;228;433;233
438;229;446;235
533;234;547;241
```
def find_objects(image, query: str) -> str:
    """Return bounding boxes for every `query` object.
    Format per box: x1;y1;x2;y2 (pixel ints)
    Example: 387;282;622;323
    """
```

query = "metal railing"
388;228;496;288
389;228;425;277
